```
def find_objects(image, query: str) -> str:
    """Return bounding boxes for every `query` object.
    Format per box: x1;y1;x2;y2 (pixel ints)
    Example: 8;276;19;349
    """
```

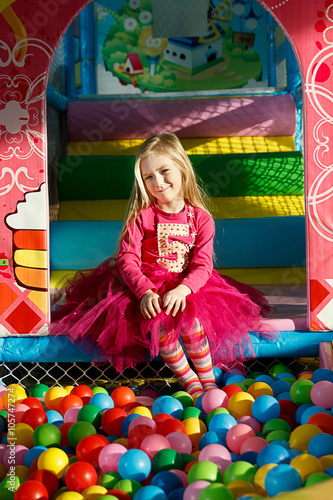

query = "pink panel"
67;94;296;141
259;0;333;331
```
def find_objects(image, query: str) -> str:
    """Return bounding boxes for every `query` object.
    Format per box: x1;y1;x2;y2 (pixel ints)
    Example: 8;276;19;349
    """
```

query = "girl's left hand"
163;284;192;317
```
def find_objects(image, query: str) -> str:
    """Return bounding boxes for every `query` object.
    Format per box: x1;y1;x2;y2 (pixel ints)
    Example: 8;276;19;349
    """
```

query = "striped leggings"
159;319;218;397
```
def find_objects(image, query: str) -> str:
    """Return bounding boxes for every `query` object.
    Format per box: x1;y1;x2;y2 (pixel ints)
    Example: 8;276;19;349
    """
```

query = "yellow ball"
57;493;84;500
228;392;254;419
44;386;68;411
64;385;75;394
247;382;273;399
227;479;256;498
37;447;69;479
183;417;207;447
6;384;26;392
254;464;277;495
81;485;108;499
3;388;26;410
290;453;323;482
8;423;34;447
289;424;323;451
320;454;333;469
128;406;152;418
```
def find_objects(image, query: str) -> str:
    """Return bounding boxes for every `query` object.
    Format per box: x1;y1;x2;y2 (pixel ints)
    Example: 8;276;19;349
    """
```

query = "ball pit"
2;364;333;499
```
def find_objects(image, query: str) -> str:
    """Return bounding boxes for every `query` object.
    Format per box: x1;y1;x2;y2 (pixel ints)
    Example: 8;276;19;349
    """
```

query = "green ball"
240;379;256;391
92;386;108;394
98;471;122;490
32;423;61;447
223;461;257;485
96;496;119;500
266;430;290;443
67;421;96;448
304;472;331;486
198;483;234;500
0;476;25;499
152;448;184;473
290;380;314;405
179;407;204;421
28;383;49;398
77;404;103;429
262;418;291;436
172;391;193;408
206;407;230;426
115;478;142;497
187;461;222;484
268;364;291;379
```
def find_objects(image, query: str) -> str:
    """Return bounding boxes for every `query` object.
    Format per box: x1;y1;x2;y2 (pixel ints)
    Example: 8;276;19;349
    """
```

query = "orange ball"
111;387;136;408
59;394;83;416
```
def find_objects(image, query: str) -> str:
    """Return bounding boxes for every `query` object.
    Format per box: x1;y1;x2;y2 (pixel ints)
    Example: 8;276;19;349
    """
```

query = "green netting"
58;152;304;200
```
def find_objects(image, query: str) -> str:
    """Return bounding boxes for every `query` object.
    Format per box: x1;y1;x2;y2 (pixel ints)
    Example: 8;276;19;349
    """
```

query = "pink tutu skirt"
51;259;274;373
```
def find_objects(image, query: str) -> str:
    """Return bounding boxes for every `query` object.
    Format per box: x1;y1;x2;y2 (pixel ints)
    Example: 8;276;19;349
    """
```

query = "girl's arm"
117;215;157;300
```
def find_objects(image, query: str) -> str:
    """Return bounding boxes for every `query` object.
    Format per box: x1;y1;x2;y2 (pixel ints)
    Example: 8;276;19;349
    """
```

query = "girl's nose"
155;175;164;188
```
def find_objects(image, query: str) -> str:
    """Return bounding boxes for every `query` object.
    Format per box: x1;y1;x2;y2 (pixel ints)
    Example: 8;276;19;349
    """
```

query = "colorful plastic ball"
187;461;222;484
98;443;127;472
29;468;59;498
311;368;333;383
290;453;323;482
183;480;211;500
150;470;183;495
226;424;256;454
251;395;280;423
152;396;183;418
101;408;128;436
14;480;49;500
58;394;83;416
223;461;257;485
223;384;243;399
71;385;94;405
257;443;290;467
300;406;330;425
212;367;223;386
117;449;151;481
57;492;86;500
76;434;108;467
97;471;122;490
111;387;136;408
198;483;234;500
198;431;226;450
65;460;98;493
201;389;229;414
255;375;274;385
129;416;156;433
254;463;277;496
113;478;142;498
310;381;333;409
44;386;68;412
172;391;193;409
271;380;292;397
128;406;152;418
152;449;183;473
264;464;302;496
304;471;332;486
198;443;232;474
140;434;171;460
289;424;323;451
225;374;246;385
166;432;192;454
9;423;34;447
28;384;49;399
307;412;333;434
133;485;167;500
128;424;156;449
228;393;254;419
205;408;230;427
247;382;273;399
183;418;207;447
240;436;268;455
37;447;69;478
32;423;61;449
76;404;103;430
208;413;237;437
290;380;314;405
45;409;63;427
157;418;186;437
89;393;114;410
308;432;333;457
67;421;97;448
21;408;47;430
262;418;291;436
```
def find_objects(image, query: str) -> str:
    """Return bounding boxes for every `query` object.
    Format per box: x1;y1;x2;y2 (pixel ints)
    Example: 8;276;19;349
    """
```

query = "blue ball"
23;446;47;467
257;443;290;467
167;487;185;500
224;374;246;386
300;405;329;424
295;404;313;424
255;375;274;385
208;413;237;437
89;393;114;410
222;369;243;385
308;433;333;457
212;366;224;387
276;392;292;401
251;395;280;423
134;485;168;500
265;464;302;496
312;368;333;383
271;380;292;397
152;396;183;418
118;449;151;481
198;431;226;450
46;410;63;427
150;471;183;495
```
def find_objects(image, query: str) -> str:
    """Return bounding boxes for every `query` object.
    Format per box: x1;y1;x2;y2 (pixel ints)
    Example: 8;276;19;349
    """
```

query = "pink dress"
51;203;273;372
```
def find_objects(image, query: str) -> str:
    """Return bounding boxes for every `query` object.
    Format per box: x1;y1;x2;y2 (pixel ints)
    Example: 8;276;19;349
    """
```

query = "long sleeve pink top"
117;203;215;299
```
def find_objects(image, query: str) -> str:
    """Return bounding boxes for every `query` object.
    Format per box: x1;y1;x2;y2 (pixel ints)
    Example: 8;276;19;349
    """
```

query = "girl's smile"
141;154;184;213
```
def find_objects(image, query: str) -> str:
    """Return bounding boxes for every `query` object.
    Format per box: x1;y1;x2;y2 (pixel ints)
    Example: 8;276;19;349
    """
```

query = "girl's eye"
162;169;169;173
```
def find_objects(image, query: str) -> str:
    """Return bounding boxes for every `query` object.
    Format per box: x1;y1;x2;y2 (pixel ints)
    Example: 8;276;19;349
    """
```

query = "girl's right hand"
140;290;161;319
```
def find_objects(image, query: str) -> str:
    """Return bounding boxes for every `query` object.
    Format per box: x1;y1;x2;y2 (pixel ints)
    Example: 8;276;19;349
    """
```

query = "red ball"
111;387;136;408
70;385;94;405
222;384;243;398
14;480;49;500
157;418;186;436
76;434;108;467
59;422;74;447
29;469;59;498
64;460;98;493
128;424;155;448
21;408;47;430
20;397;44;410
59;394;83;416
278;399;298;419
153;413;174;425
101;408;127;436
308;412;333;435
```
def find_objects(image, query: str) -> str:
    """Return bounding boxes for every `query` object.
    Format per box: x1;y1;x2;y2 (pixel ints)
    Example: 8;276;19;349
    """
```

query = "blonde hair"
116;132;212;252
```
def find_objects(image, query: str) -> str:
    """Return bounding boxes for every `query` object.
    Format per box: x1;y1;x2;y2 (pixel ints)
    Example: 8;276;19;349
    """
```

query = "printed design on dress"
157;223;190;272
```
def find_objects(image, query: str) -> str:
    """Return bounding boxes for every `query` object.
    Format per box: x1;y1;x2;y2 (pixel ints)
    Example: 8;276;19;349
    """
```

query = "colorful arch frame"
0;0;332;335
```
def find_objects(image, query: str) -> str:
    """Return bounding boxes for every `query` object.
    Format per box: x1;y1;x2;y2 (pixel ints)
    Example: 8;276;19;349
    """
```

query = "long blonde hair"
116;132;212;252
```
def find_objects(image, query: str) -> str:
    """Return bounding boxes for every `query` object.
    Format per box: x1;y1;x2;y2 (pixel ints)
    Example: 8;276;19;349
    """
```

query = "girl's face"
141;153;184;212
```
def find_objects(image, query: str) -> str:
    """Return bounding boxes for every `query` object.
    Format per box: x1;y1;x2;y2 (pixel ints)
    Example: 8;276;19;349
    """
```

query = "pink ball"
237;415;262;433
140;433;171;459
184;480;211;500
128;416;157;432
240;435;269;454
226;423;256;454
202;389;229;414
310;381;333;409
198;443;232;474
3;445;28;470
63;405;82;423
170;469;188;487
98;443;127;472
167;432;192;454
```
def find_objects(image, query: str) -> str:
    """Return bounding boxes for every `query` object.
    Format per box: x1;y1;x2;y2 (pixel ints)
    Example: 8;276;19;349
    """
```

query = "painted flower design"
129;0;141;9
139;11;152;24
124;17;138;31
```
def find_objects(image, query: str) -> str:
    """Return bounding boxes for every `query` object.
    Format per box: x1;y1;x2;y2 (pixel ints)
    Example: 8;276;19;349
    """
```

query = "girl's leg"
159;331;204;397
181;320;219;392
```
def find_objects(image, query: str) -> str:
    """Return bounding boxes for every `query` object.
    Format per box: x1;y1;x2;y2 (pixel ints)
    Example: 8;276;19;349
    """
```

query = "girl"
51;132;272;396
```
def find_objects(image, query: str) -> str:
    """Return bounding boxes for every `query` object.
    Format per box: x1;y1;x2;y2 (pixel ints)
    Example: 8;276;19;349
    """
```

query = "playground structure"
0;0;333;383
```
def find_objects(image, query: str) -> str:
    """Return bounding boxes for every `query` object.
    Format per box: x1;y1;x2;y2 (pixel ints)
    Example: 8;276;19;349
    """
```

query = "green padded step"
58;152;304;200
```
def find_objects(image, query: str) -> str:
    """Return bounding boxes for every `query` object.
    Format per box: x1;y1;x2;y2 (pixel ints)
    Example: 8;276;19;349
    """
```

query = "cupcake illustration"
6;183;48;292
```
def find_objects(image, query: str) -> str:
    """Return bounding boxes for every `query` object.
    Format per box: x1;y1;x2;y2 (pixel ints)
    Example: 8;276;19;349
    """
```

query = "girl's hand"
140;290;161;319
163;284;192;317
